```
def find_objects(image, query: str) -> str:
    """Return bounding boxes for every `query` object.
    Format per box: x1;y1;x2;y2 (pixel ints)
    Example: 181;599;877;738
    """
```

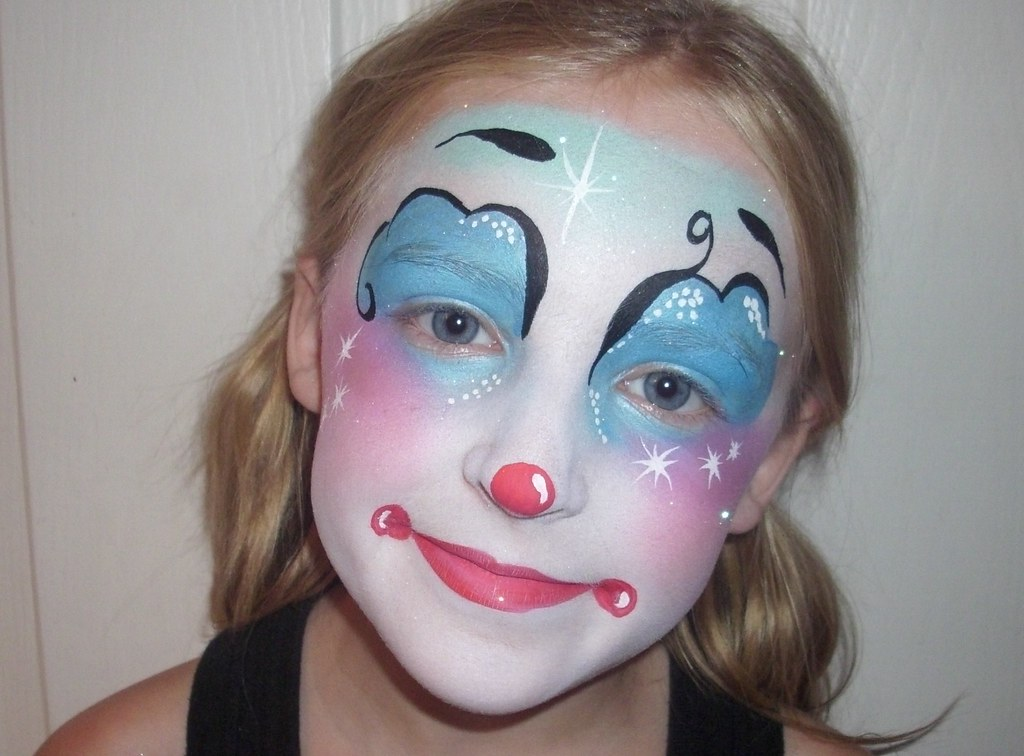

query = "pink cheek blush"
313;318;446;491
633;429;771;519
320;320;432;422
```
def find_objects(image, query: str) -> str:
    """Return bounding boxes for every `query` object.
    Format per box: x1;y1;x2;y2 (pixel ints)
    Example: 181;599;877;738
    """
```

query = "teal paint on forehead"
422;103;783;262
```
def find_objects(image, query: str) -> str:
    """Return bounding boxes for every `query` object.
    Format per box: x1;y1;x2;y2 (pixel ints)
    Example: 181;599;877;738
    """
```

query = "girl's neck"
299;586;670;755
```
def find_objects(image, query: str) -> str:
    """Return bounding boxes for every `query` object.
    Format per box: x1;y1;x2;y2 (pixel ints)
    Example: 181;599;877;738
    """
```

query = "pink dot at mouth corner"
371;504;411;540
593;579;637;618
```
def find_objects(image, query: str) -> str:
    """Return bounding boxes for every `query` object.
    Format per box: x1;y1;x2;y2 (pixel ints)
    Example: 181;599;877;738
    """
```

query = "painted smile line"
371;505;636;617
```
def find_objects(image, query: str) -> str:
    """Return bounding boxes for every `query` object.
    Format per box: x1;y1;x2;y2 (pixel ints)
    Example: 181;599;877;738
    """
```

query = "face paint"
490;462;556;516
370;504;636;615
355;188;548;340
309;84;801;715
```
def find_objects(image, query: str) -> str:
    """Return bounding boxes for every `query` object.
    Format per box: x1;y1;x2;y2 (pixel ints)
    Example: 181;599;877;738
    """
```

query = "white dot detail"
743;295;767;339
589;388;608;443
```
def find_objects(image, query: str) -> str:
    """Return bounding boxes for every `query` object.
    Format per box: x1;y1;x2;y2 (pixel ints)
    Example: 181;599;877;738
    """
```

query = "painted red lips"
371;504;636;617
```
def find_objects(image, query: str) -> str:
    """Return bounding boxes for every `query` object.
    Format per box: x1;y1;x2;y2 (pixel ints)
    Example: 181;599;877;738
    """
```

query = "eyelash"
396;302;504;356
617;366;723;430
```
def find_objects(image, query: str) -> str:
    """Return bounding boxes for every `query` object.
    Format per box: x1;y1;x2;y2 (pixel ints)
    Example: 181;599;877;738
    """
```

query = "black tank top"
186;597;783;754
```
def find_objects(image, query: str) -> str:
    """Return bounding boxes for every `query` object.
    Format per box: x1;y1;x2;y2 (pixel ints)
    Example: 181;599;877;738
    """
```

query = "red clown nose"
489;462;555;517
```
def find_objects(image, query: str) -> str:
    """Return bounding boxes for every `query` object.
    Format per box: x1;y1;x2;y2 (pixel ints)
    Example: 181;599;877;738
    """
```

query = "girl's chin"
369;612;650;717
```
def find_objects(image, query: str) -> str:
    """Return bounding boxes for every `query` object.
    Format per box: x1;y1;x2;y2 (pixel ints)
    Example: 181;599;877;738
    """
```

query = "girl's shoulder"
35;659;197;756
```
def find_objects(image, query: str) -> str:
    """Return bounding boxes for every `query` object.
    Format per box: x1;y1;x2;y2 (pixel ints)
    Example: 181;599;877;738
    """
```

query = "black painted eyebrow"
737;208;786;295
435;128;556;162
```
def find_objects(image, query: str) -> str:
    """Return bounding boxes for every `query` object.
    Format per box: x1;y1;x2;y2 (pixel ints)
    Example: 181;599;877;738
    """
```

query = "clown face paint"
308;82;801;715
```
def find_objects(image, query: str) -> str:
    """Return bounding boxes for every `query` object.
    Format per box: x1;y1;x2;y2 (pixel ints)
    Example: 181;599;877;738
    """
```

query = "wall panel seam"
0;20;51;735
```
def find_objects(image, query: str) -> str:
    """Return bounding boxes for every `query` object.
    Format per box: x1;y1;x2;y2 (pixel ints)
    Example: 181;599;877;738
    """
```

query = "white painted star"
633;440;680;489
538;126;614;243
335;327;362;367
727;439;742;461
698;446;722;488
327;381;350;416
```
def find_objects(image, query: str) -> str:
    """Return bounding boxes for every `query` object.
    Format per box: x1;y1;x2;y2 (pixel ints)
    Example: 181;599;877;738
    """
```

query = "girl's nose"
462;392;588;520
489;462;555;517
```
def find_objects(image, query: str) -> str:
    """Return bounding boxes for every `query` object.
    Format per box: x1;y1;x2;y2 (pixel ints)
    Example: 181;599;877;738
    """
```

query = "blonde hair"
201;0;880;743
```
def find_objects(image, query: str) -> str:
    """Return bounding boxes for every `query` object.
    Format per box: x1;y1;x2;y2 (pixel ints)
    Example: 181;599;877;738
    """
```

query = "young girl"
40;0;894;752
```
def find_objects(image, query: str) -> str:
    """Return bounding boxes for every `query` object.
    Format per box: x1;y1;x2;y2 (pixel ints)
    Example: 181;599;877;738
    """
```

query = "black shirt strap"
186;597;317;755
666;660;783;755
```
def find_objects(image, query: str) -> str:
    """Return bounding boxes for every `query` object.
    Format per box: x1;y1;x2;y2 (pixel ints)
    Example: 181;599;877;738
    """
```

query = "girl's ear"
287;256;322;413
728;394;821;534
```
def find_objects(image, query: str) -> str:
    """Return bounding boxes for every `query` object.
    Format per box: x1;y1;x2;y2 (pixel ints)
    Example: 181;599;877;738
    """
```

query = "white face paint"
308;79;802;714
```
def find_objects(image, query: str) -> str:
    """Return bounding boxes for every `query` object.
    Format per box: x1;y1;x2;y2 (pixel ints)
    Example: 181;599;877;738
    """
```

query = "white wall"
0;0;333;743
796;2;1024;750
2;2;1020;754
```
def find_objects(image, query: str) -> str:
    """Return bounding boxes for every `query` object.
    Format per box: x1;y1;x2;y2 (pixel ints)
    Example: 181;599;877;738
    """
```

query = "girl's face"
298;79;805;714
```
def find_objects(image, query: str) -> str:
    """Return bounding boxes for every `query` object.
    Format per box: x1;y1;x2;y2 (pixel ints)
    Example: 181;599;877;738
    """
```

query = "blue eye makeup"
591;275;778;441
356;188;547;341
355;188;548;385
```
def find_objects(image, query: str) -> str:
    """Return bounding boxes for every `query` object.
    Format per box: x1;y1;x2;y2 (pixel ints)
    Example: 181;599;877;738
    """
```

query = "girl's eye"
620;369;718;428
643;371;691;411
401;305;502;354
431;308;480;344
